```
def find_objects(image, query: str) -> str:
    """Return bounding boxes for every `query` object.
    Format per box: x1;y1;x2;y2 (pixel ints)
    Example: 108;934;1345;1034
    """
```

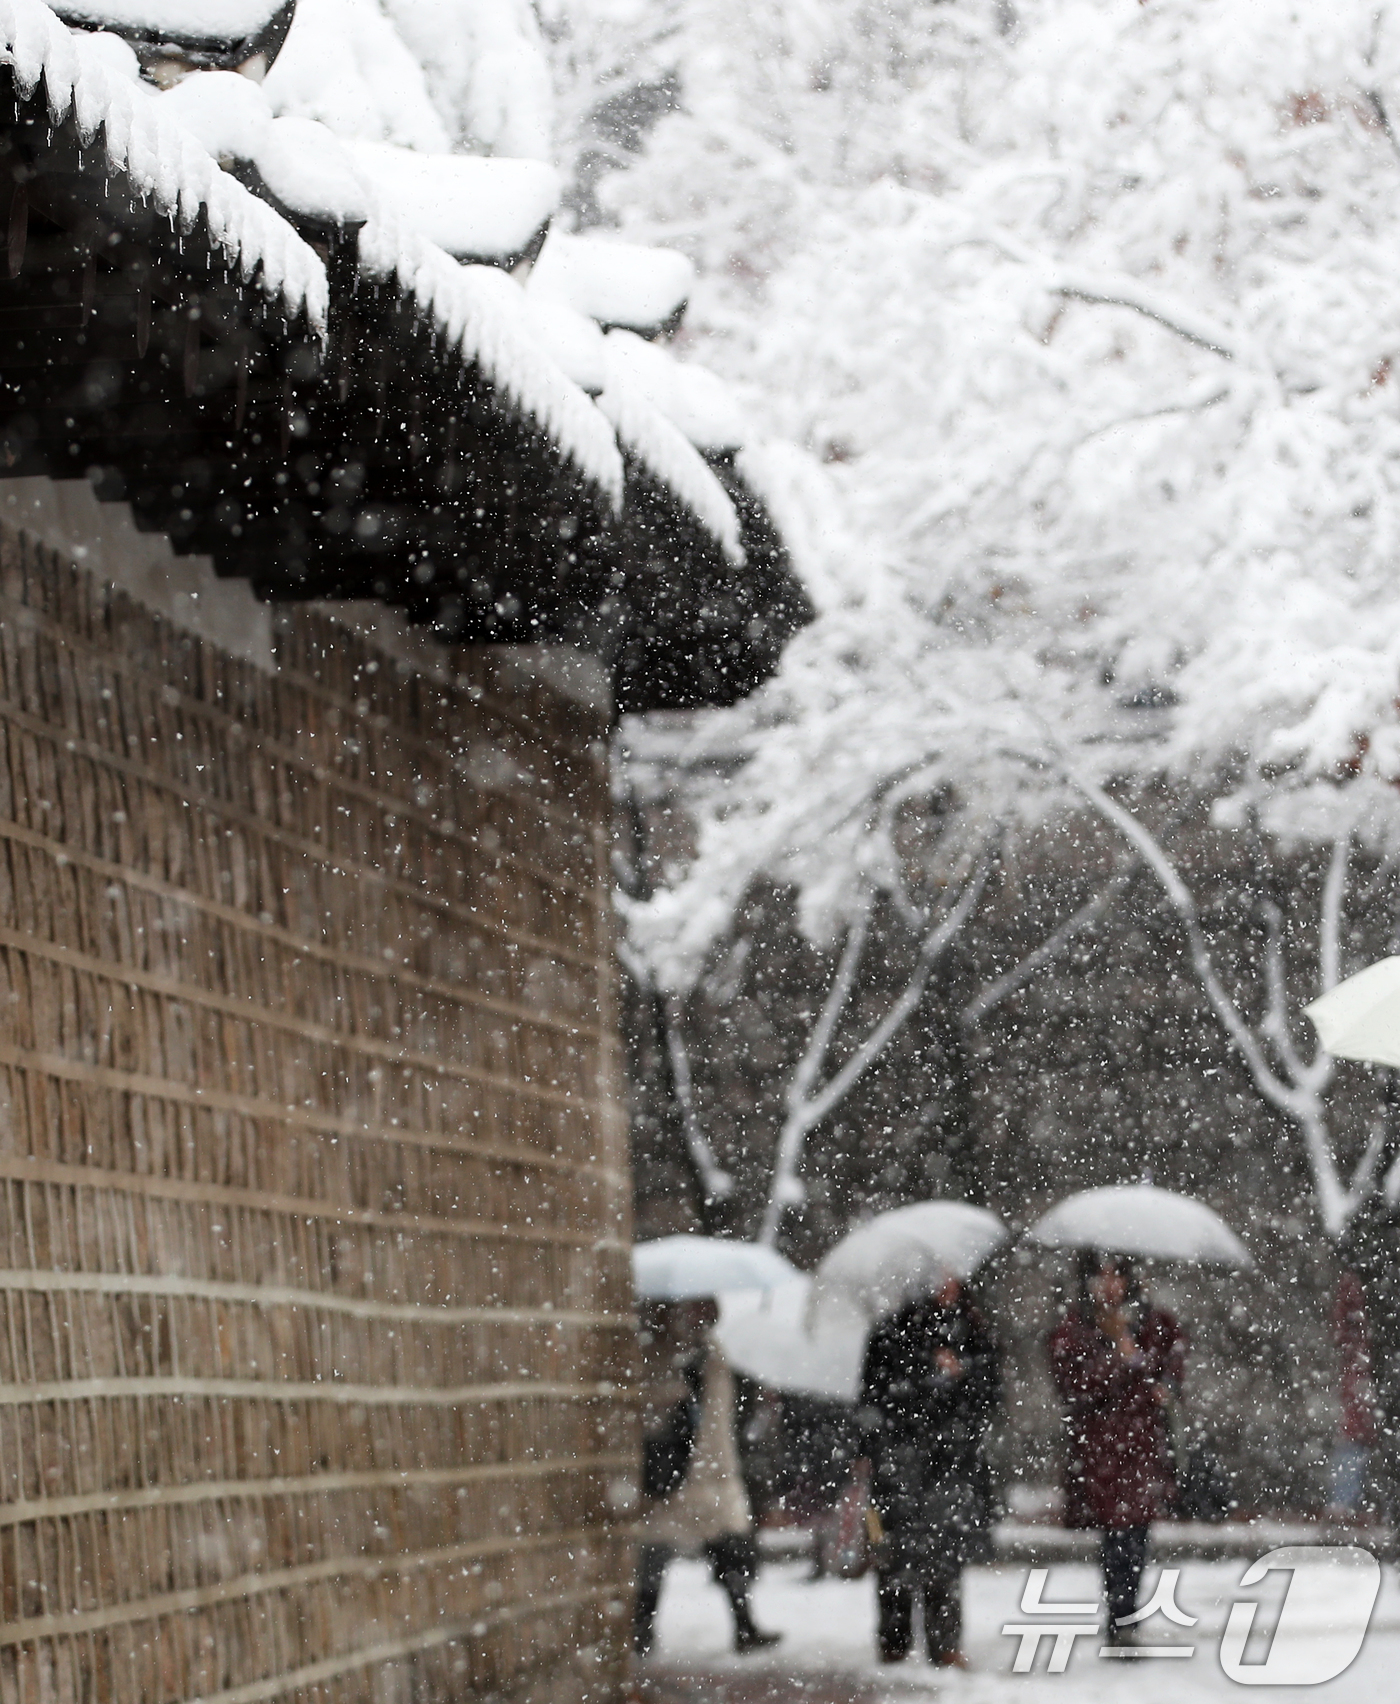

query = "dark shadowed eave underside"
0;62;812;712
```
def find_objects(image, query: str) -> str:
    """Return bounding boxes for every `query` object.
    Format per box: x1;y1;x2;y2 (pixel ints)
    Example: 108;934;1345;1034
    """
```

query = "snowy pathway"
643;1555;1400;1701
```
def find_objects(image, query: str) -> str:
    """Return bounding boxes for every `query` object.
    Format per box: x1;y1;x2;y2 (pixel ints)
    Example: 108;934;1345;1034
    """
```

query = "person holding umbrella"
634;1297;782;1655
631;1239;792;1658
1047;1252;1187;1642
858;1273;1001;1667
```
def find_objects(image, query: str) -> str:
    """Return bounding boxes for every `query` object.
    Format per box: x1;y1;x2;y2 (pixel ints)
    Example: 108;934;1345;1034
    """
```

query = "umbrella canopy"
811;1201;1010;1325
1027;1185;1251;1268
632;1235;799;1300
717;1279;865;1402
1305;958;1400;1070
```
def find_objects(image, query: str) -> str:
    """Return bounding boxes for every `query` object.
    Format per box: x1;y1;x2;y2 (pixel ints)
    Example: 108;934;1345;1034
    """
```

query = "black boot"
733;1609;782;1655
633;1543;668;1656
711;1541;781;1654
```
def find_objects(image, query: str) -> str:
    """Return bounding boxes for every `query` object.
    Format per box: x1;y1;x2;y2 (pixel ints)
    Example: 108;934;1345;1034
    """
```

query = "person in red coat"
1048;1254;1186;1642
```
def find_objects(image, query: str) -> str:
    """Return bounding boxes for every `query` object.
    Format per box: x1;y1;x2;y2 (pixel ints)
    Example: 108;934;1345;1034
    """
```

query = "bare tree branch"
1052;282;1237;360
1072;773;1353;1233
964;219;1249;361
960;858;1138;1030
759;863;989;1245
1320;831;1349;996
790;894;873;1113
1367;88;1400;163
617;937;734;1207
803;866;990;1131
664;1002;733;1203
1350;1118;1388;1201
1259;900;1307;1083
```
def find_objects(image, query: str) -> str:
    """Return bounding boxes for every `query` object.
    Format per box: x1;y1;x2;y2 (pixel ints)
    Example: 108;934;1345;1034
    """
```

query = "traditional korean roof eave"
594;364;742;565
604;448;814;715
0;1;326;331
248;252;620;647
356;211;623;513
52;0;296;73
0;37;328;588
0;0;813;707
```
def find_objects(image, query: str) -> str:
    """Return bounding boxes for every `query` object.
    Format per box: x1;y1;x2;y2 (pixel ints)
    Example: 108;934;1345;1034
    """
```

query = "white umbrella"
717;1279;865;1402
632;1235;799;1299
1027;1185;1251;1268
811;1201;1010;1325
1305;958;1400;1069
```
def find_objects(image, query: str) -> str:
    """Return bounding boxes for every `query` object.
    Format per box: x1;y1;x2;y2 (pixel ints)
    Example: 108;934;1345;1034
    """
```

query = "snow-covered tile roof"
345;140;558;263
0;0;796;687
260;0;451;154
529;231;694;335
357;205;624;506
596;338;744;563
53;0;280;33
149;63;615;500
604;328;747;454
0;0;327;333
158;75;369;225
523;293;607;396
51;0;291;67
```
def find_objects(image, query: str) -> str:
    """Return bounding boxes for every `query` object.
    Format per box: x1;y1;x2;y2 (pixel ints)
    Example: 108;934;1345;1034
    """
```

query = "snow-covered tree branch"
958;857;1139;1033
1073;777;1374;1236
759;860;989;1244
574;0;1400;1245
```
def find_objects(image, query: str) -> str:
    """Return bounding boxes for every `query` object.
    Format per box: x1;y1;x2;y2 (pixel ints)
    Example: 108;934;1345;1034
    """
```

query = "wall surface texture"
0;522;634;1704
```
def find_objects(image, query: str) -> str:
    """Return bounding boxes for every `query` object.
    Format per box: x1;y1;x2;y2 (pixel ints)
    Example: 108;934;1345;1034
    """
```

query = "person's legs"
707;1534;781;1653
876;1568;915;1661
633;1543;671;1656
923;1561;964;1663
1101;1526;1150;1635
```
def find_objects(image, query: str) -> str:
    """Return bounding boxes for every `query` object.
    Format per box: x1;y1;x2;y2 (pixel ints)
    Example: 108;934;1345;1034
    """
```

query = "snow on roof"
78;24;137;74
253;114;369;226
344;139;557;263
528;232;694;334
159;75;369;226
0;0;327;334
261;0;450;154
596;339;743;563
52;0;280;38
357;204;622;505
603;328;747;453
156;61;266;148
523;294;607;396
382;0;552;163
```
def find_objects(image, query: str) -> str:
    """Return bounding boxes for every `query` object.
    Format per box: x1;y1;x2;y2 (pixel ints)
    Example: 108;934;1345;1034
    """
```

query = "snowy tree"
577;0;1400;1238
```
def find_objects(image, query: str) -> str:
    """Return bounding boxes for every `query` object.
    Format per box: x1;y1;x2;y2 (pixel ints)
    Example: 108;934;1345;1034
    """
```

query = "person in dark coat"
1048;1253;1186;1641
858;1275;1000;1666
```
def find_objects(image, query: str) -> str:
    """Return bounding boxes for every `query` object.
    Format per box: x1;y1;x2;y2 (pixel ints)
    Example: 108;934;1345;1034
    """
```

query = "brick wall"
0;524;635;1703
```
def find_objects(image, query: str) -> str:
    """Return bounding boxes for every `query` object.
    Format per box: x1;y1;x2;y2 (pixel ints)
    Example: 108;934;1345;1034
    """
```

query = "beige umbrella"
632;1235;798;1299
717;1279;865;1402
1305;958;1400;1070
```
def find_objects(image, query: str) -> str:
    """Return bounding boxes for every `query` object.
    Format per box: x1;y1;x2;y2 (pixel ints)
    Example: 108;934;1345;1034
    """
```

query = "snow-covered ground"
650;1555;1400;1701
